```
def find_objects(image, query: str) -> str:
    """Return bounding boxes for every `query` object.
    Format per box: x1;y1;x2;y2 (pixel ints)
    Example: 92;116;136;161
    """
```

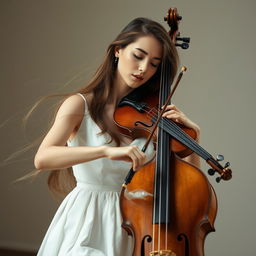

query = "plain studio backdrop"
0;0;255;255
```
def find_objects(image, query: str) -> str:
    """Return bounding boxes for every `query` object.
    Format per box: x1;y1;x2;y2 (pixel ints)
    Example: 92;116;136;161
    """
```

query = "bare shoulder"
50;94;89;141
55;94;86;120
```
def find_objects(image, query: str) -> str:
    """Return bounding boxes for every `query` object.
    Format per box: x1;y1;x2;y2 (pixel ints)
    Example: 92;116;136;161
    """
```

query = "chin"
129;79;144;88
127;83;142;90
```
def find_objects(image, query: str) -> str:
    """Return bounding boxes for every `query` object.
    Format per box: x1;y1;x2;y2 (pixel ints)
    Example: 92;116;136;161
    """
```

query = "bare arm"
34;95;105;170
34;95;146;171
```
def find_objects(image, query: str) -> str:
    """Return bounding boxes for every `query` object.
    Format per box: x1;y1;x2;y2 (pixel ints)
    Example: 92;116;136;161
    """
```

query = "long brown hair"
39;17;179;198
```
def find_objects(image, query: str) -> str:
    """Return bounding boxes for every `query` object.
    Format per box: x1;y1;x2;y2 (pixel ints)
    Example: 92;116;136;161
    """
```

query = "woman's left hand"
162;104;200;139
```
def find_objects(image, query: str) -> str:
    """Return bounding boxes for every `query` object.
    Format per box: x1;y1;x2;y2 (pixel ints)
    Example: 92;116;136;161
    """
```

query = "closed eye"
133;54;143;60
133;53;159;68
151;63;159;68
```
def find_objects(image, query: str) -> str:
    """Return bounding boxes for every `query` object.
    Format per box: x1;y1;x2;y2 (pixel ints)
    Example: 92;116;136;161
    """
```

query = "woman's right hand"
104;145;146;171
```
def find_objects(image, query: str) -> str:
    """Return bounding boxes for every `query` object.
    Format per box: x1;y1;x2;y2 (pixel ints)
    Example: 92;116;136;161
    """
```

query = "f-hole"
141;235;152;256
177;233;190;256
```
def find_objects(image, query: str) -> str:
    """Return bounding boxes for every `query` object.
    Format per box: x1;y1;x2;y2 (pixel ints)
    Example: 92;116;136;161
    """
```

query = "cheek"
119;54;136;74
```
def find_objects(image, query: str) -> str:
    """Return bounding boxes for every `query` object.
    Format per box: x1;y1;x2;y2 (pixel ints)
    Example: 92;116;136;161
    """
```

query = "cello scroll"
164;8;190;49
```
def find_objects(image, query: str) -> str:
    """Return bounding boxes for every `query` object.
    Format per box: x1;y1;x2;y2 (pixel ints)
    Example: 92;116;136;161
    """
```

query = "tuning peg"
216;154;224;161
175;43;189;49
224;162;230;168
176;37;190;43
208;169;216;176
177;15;182;21
216;177;221;183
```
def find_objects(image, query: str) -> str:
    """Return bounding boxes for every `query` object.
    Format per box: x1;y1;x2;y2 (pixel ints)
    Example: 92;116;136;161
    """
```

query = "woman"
35;17;200;255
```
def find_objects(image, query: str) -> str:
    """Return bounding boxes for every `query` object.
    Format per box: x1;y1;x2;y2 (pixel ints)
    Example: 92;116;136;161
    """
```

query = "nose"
138;60;148;74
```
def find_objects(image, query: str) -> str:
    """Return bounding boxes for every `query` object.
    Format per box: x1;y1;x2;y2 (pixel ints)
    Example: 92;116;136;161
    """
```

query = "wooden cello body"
117;8;231;255
120;155;217;256
117;94;218;255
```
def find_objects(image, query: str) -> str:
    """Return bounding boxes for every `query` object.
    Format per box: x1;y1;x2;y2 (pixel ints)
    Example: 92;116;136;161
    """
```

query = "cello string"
160;117;212;159
158;127;163;252
152;58;165;254
139;103;211;161
157;59;165;254
164;59;171;251
158;58;169;253
152;139;157;253
164;62;170;251
161;59;170;251
158;116;207;156
141;105;212;160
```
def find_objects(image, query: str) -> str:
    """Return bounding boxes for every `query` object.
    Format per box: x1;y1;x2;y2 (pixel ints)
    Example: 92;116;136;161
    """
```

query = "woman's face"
115;35;162;91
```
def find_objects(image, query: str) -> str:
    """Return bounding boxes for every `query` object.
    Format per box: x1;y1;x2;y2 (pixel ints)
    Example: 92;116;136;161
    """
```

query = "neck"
113;72;133;106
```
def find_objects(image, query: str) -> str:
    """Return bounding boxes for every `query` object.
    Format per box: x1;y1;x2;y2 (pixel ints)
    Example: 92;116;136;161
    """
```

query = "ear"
114;46;120;57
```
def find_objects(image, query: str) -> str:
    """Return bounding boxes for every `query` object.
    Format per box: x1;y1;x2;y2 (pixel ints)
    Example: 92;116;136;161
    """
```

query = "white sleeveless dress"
37;93;154;256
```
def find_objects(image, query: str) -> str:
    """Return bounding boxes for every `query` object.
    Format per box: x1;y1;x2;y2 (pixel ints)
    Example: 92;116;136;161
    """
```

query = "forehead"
127;35;162;58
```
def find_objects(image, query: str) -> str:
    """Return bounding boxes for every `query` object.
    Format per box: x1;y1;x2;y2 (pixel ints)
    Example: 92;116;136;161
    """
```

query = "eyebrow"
135;48;161;60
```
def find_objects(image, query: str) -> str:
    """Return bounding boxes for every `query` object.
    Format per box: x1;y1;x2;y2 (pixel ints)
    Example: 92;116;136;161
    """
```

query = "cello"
115;8;232;256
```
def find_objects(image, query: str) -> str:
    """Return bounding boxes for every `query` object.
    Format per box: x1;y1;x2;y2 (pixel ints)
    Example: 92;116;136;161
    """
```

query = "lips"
132;74;144;81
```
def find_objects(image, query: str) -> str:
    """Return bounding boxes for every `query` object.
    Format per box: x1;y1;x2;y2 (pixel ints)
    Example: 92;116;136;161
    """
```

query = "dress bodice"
67;93;155;190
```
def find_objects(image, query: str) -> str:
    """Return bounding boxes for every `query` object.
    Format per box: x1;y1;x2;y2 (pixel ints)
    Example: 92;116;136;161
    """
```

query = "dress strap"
76;93;87;103
76;93;89;115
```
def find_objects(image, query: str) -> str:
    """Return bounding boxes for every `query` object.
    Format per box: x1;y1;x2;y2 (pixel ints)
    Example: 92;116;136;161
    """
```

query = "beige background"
1;0;255;255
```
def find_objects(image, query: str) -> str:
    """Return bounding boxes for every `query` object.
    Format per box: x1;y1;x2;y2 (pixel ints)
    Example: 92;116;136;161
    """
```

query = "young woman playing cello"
35;17;200;256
